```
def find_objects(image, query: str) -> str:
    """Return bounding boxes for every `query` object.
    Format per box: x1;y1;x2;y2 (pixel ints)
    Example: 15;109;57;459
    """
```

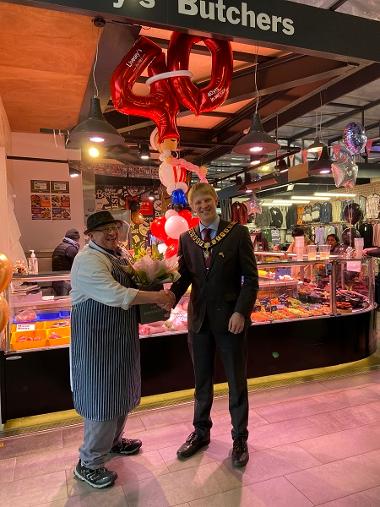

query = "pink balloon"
165;209;178;219
164;215;189;239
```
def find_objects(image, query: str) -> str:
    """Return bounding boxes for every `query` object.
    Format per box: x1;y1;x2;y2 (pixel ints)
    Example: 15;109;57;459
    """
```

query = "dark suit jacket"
171;219;259;334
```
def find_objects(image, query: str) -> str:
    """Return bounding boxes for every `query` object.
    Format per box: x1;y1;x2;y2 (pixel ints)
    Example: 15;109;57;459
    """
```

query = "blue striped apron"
71;248;140;421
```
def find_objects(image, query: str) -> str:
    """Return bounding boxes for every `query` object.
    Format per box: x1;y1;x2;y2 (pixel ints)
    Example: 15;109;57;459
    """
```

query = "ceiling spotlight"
69;167;81;178
88;146;101;158
233;112;280;155
139;143;150;160
287;184;295;191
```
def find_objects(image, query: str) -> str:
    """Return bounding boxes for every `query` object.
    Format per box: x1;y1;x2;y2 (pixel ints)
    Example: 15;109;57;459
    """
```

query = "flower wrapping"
127;249;180;324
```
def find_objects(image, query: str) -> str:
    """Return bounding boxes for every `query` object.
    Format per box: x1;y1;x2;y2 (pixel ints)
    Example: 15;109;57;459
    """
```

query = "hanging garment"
373;223;380;247
366;194;380;219
296;206;305;225
315;226;326;245
286;205;298;230
319;202;332;224
341;200;354;221
231;202;248;224
311;203;321;222
358;222;373;248
269;207;284;228
343;203;363;225
255;208;271;227
302;205;313;223
332;201;341;222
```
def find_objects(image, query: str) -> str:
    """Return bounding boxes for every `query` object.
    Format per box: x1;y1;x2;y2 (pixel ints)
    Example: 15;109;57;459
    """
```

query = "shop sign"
15;0;380;61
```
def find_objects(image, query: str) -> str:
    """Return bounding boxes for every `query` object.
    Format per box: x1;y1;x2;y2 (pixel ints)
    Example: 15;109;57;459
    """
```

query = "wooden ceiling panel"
0;2;98;132
177;115;223;129
0;65;88;132
215;98;252;114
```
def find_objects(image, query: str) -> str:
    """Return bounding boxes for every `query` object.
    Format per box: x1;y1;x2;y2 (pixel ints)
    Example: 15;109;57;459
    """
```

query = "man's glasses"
94;224;122;233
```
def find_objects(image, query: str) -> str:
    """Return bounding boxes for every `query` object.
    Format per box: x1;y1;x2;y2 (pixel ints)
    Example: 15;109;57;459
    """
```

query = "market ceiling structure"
1;0;380;193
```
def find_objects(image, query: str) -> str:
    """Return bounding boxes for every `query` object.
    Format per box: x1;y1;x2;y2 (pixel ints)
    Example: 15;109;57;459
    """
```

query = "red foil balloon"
150;216;167;241
165;243;178;259
167;33;233;115
178;209;193;225
111;36;180;144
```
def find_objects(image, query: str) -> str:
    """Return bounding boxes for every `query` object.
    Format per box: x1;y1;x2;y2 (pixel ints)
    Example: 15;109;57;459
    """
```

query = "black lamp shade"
309;146;332;175
307;137;326;153
69;97;124;147
233;112;280;155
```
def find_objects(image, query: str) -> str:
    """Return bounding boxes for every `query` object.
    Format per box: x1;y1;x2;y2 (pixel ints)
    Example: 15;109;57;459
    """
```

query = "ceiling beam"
290;97;380;141
263;63;380;133
329;0;350;10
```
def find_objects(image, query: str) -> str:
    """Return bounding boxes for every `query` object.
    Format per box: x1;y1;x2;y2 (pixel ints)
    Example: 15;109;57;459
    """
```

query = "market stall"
0;256;376;422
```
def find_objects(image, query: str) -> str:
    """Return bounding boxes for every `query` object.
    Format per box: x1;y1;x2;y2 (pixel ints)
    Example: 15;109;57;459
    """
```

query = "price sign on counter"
16;323;36;331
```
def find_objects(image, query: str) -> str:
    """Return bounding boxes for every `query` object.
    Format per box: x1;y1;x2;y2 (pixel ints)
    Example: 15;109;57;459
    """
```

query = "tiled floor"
2;371;380;506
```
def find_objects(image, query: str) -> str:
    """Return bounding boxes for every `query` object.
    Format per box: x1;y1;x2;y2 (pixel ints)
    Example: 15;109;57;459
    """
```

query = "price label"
346;261;362;273
16;323;35;331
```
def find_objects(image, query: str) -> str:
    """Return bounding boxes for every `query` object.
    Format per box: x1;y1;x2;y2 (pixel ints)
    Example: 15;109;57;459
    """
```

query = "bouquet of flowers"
127;246;180;324
129;247;180;287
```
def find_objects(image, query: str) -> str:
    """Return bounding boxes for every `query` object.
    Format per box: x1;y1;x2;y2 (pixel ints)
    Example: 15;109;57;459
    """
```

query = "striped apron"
71;249;140;421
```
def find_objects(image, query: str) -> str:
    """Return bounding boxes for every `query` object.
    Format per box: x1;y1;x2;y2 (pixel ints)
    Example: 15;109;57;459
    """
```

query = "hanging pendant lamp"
68;96;124;147
309;146;332;175
233;112;280;155
307;136;326;153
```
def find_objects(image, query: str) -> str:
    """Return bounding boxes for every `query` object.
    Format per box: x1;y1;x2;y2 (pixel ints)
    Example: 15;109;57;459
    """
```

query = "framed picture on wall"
51;180;69;193
31;180;50;193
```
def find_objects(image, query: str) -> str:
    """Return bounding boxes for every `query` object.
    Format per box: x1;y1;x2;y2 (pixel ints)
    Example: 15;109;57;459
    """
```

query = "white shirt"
199;216;220;240
70;241;139;310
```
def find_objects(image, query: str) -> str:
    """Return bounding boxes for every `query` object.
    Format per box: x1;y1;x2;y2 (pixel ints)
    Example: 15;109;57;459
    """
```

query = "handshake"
156;289;176;311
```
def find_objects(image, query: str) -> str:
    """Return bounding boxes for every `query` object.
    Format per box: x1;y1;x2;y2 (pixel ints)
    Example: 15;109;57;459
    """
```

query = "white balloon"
165;209;178;219
175;181;189;193
164;215;189;239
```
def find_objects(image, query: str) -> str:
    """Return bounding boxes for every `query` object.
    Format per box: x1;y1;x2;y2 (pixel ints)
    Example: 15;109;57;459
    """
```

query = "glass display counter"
0;258;376;423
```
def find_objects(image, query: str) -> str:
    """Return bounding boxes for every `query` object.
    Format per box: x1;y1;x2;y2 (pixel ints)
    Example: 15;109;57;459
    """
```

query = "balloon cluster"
150;209;199;259
152;130;208;195
331;142;358;189
343;122;367;155
111;32;233;145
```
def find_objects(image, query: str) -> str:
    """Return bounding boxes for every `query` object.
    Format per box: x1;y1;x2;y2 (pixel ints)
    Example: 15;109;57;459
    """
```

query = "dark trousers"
188;318;249;441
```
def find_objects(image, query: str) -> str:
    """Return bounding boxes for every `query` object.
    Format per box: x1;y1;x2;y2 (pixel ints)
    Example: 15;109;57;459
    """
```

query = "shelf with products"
2;258;375;351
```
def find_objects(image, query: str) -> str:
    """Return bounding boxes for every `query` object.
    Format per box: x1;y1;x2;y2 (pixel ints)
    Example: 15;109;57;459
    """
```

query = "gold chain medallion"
188;222;237;261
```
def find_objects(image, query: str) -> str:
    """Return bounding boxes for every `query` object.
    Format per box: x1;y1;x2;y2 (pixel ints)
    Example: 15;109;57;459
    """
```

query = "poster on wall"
31;194;51;220
31;180;50;193
51;180;70;194
52;208;71;220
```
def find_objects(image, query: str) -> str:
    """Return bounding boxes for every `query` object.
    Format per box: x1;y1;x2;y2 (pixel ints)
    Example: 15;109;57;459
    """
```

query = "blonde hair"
188;182;218;204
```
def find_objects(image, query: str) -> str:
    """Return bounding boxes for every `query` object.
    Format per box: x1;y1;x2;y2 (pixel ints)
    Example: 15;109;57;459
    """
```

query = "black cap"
65;228;80;240
84;211;122;235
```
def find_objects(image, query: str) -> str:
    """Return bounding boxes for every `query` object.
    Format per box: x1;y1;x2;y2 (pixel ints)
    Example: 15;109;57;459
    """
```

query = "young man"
169;183;258;467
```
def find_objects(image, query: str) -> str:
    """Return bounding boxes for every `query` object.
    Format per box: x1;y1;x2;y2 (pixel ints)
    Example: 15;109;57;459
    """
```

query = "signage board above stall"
10;0;380;63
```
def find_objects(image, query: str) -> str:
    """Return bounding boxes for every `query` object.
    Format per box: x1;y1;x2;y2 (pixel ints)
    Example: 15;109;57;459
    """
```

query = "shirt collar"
199;216;220;233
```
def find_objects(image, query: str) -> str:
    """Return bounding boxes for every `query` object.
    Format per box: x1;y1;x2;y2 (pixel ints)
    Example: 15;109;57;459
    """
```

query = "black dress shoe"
177;431;210;459
231;438;249;467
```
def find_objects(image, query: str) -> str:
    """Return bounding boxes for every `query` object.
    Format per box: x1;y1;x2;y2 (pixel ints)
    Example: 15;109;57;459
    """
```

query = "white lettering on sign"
114;0;155;9
126;49;143;68
176;0;295;36
16;323;36;331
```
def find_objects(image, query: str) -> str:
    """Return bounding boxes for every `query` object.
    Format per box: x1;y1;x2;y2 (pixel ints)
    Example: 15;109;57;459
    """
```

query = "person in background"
326;234;345;255
52;228;80;296
286;226;311;253
168;183;258;468
253;232;269;252
70;211;173;489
